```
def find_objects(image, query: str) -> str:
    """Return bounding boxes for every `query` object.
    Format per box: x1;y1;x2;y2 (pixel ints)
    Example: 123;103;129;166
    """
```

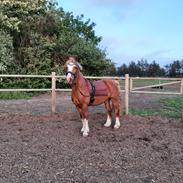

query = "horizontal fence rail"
0;74;52;78
130;77;183;95
0;73;182;116
131;81;181;91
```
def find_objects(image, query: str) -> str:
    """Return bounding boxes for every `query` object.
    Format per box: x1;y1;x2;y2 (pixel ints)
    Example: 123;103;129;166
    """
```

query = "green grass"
129;96;183;118
0;92;33;100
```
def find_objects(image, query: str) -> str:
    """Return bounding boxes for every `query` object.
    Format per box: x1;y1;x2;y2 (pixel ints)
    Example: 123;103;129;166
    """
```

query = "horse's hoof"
104;123;111;127
114;124;120;129
83;132;89;137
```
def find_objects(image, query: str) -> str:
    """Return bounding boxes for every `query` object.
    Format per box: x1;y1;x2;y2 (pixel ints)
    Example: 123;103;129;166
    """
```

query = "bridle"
65;59;83;85
66;71;76;79
65;63;79;85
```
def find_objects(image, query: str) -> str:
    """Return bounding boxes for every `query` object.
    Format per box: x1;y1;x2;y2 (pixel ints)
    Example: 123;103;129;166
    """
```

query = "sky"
57;0;183;67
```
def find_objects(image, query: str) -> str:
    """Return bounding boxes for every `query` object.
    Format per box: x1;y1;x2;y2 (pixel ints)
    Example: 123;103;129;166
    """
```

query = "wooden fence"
130;77;183;95
0;73;182;116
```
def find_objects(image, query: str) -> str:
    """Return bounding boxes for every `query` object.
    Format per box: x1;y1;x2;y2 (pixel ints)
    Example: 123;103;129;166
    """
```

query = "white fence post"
51;72;56;113
125;74;129;115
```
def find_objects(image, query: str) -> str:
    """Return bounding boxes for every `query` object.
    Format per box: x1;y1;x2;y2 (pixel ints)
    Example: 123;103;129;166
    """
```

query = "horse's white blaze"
114;117;120;129
66;73;72;83
104;115;112;127
66;64;75;83
82;118;89;137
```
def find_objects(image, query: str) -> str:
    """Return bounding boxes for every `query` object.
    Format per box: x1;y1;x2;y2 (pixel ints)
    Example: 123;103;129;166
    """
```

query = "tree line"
116;59;183;77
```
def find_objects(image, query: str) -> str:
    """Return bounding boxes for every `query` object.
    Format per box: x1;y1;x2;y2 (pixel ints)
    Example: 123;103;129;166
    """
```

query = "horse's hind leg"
111;98;121;129
104;99;112;127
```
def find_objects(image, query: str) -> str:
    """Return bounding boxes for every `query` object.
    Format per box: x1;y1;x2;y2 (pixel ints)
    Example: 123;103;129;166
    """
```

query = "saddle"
86;79;108;104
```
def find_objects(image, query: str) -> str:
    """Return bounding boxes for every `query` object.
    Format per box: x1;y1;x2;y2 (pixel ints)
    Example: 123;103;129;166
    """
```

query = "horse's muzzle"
66;73;74;85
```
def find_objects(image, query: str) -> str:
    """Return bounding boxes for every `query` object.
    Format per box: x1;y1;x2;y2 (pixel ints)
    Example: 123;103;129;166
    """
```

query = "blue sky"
57;0;183;67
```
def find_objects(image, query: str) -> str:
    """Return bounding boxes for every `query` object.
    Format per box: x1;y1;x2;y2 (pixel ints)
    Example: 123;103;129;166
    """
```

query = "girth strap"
86;79;95;104
89;80;95;104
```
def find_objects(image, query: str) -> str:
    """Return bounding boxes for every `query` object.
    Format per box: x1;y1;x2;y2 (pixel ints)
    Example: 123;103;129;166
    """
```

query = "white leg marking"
114;117;120;129
104;115;112;127
82;118;89;137
81;119;84;132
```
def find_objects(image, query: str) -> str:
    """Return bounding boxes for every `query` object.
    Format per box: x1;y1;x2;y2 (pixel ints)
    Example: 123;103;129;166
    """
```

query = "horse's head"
65;56;82;85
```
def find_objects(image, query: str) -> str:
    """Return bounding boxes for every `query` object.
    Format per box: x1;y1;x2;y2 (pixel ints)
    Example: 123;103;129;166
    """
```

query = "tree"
137;59;149;76
166;60;182;77
128;61;140;76
0;30;15;74
50;9;113;75
0;0;116;91
148;60;164;77
181;60;183;77
117;64;128;76
0;0;47;32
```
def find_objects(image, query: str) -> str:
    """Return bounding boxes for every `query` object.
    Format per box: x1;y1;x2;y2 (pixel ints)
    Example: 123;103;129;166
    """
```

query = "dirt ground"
0;92;173;114
0;93;183;183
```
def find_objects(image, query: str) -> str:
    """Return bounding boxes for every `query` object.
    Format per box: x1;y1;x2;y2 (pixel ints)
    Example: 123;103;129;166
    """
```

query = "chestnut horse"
65;56;121;136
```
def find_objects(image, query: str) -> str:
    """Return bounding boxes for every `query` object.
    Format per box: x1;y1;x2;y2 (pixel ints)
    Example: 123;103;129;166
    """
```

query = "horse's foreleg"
82;118;89;137
81;105;89;137
76;107;85;133
104;100;112;127
111;98;121;129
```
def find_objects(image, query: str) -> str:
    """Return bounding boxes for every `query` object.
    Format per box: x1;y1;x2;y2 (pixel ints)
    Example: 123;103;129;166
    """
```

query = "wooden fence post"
181;79;183;95
51;72;56;113
181;79;183;122
130;78;133;91
125;74;129;115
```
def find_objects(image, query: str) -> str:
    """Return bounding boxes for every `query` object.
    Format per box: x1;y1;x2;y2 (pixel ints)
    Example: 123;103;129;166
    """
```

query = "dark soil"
0;93;183;182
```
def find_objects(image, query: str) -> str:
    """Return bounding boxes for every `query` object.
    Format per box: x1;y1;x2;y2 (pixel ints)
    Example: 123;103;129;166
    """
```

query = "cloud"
145;49;172;58
79;0;143;22
86;0;142;7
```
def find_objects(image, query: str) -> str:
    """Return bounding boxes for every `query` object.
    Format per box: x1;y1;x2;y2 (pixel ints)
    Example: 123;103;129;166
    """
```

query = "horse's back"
103;79;120;97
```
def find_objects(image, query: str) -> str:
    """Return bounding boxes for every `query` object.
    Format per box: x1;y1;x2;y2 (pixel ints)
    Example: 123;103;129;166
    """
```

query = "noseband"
66;71;76;79
65;61;82;83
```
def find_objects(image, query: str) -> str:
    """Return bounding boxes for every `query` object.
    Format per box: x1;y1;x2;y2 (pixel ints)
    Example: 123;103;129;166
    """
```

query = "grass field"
130;96;183;118
0;91;34;100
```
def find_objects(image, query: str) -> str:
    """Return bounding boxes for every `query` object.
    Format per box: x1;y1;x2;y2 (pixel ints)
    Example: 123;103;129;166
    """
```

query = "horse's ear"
73;56;82;70
75;56;80;62
77;62;83;70
70;55;80;62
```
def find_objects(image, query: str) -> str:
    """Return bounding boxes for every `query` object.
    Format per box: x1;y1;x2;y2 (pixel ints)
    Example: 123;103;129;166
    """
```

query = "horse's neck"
72;71;86;90
71;71;90;98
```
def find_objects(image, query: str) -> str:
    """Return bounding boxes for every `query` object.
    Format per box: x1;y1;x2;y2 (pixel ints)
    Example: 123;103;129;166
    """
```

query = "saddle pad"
93;80;108;96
